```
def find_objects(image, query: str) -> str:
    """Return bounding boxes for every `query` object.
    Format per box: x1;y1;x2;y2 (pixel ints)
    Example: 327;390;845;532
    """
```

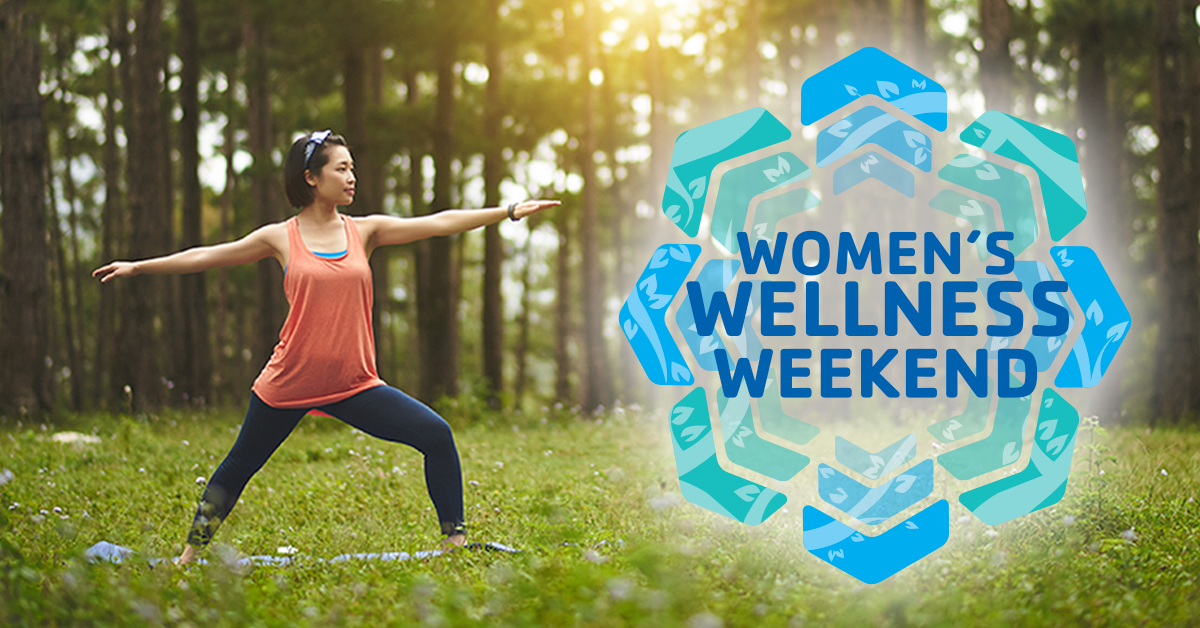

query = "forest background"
2;0;1199;428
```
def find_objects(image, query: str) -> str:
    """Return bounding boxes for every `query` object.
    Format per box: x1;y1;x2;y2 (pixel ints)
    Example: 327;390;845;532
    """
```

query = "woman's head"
285;130;353;208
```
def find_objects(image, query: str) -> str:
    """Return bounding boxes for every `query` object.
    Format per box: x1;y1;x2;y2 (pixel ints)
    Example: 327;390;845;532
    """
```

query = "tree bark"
745;0;761;107
554;190;573;405
48;124;81;412
1151;0;1200;422
244;16;283;384
417;16;460;405
514;223;536;406
179;0;212;406
978;0;1014;111
0;0;51;417
1077;13;1127;420
117;0;170;411
580;0;614;412
903;0;927;69
94;28;123;410
482;0;506;409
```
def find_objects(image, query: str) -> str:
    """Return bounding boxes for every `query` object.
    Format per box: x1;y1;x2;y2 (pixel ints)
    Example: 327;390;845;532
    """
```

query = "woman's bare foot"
442;533;466;550
173;544;197;567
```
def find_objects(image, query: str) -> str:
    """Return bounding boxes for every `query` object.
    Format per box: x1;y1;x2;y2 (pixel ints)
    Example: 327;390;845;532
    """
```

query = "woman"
93;130;560;566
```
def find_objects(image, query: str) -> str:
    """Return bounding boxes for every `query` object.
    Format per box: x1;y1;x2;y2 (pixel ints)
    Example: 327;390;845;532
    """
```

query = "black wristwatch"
507;202;519;221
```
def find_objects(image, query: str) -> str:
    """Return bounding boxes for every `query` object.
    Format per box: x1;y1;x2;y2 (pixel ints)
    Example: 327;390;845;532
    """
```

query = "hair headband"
303;130;332;167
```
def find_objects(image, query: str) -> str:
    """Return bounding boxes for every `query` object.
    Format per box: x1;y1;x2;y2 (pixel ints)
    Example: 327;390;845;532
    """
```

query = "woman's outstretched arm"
367;200;561;248
92;225;278;283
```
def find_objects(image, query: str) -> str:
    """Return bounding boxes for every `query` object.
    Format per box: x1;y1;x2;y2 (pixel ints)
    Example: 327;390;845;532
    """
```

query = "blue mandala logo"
619;48;1131;584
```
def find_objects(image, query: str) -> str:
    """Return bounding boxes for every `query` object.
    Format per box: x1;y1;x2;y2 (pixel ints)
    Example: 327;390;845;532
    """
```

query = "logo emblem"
620;48;1129;583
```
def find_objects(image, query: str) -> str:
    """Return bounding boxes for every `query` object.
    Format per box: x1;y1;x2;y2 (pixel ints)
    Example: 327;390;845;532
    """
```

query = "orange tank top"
251;213;386;408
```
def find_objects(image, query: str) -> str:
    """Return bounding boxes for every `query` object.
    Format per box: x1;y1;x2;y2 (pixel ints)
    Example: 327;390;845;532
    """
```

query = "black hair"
284;131;350;208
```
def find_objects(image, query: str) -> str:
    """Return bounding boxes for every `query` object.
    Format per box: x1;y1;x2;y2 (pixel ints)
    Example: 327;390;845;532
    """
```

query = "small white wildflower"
40;509;49;515
468;480;480;486
1121;528;1138;542
124;385;132;394
30;514;45;524
8;502;19;510
1189;497;1195;504
1161;469;1168;476
985;529;999;538
195;476;206;485
182;440;189;446
1099;470;1105;475
583;549;609;564
52;506;62;514
494;462;504;469
277;545;298;555
138;467;146;473
687;612;724;628
0;469;13;486
607;577;634;600
958;516;971;524
1062;515;1076;526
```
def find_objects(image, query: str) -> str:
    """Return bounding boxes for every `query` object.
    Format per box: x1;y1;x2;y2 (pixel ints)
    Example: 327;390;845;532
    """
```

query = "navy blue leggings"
187;385;464;547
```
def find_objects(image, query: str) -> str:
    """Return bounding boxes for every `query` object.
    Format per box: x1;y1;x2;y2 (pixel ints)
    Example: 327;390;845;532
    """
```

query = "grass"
0;402;1197;627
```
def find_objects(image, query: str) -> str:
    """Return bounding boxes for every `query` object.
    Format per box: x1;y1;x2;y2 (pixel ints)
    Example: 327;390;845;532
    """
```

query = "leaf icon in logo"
828;119;853;138
671;406;693;425
844;84;860;97
671;362;692;382
688;176;706;199
877;80;899;98
1107;321;1129;341
1002;442;1020;465
681;425;707;442
622;319;639;339
959;199;984;216
829;487;849;504
828;549;844;561
735;485;760;502
730;426;753;448
670;245;693;263
1085;300;1103;325
975;163;1000;180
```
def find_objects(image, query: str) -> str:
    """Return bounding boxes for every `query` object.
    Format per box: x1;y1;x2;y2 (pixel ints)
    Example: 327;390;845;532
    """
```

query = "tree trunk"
405;70;426;394
368;48;391;383
51;39;87;412
1;0;51;417
482;0;506;409
94;30;123;411
745;0;761;107
554;192;573;405
856;0;892;53
903;0;927;69
48;126;81;412
1077;14;1127;420
343;45;390;380
580;0;614;412
417;20;460;405
117;0;170;411
513;223;532;405
978;0;1013;111
1151;0;1200;422
244;16;283;383
178;0;211;406
215;95;236;406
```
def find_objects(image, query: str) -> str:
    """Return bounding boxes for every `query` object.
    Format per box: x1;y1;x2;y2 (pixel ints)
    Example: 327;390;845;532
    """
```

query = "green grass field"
1;404;1197;627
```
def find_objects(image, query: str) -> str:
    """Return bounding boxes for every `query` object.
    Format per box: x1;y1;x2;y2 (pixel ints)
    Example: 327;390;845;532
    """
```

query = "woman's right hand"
92;261;140;283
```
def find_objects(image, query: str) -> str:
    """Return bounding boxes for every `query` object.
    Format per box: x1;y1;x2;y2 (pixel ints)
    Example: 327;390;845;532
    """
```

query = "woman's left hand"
513;199;561;219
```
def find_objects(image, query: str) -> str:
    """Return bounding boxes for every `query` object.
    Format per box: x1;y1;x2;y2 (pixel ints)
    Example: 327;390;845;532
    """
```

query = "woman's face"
306;145;356;207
